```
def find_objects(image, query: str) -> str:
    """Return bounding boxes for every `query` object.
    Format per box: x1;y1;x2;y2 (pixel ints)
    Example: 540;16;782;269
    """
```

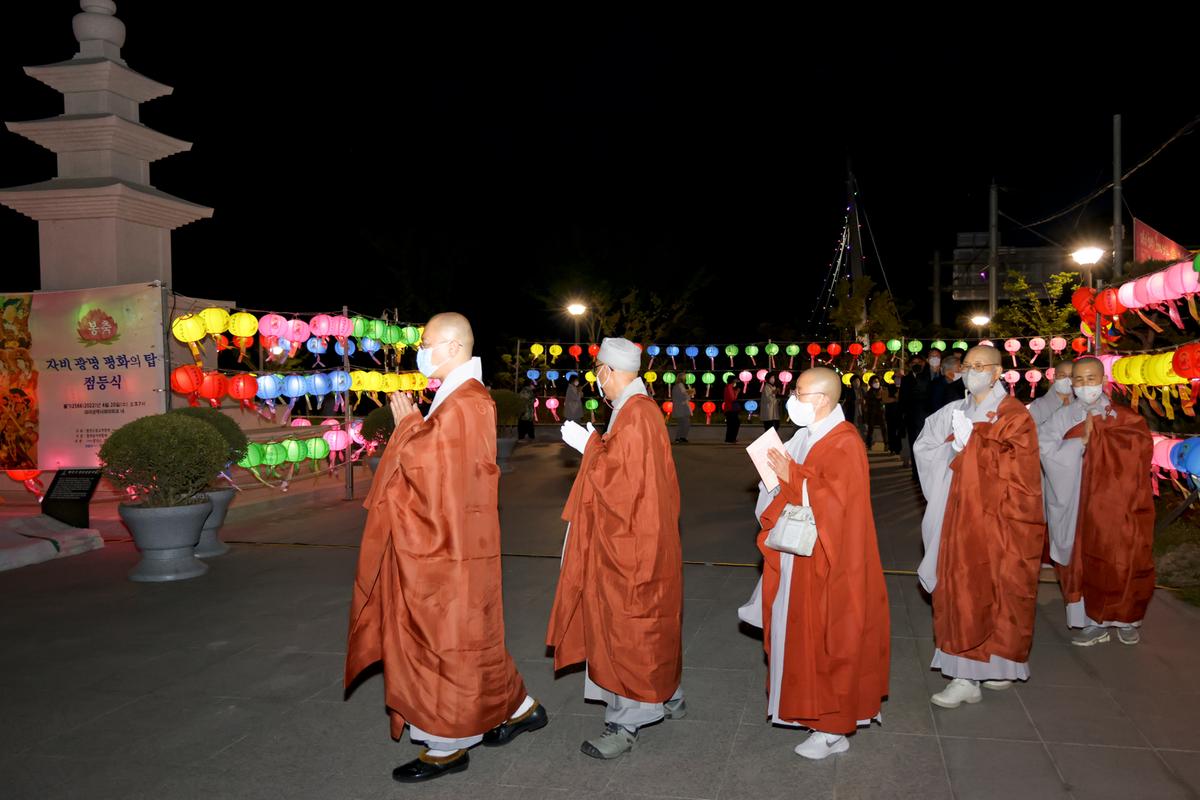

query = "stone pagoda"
0;1;212;291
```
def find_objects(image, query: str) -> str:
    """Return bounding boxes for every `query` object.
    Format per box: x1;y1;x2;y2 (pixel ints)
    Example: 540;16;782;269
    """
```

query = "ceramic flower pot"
118;500;212;582
195;487;236;558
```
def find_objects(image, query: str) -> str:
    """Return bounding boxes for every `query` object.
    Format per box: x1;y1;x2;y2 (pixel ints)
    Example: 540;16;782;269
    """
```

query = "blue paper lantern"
334;339;356;357
305;372;331;399
306;336;327;355
744;400;759;413
329;370;351;393
685;346;699;359
256;373;283;400
526;369;540;381
360;337;381;355
1185;441;1200;477
666;345;680;357
1171;440;1197;473
647;345;661;357
547;370;560;382
282;374;307;399
705;345;719;358
565;371;578;381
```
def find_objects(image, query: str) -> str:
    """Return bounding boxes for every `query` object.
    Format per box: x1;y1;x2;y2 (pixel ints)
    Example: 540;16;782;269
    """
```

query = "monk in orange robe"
548;337;684;760
1039;356;1155;646
345;313;545;784
738;366;889;759
913;345;1045;709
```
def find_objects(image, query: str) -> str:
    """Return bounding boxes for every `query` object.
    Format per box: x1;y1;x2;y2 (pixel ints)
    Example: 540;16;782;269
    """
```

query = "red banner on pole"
1133;218;1189;264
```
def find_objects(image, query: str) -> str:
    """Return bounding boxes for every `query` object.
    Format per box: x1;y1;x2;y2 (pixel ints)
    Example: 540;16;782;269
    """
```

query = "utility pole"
932;251;942;326
988;182;999;325
1113;114;1123;280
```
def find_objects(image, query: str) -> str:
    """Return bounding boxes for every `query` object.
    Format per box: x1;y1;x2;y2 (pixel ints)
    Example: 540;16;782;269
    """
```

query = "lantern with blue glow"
306;372;332;410
546;370;560;382
685;346;699;369
281;374;307;421
705;345;719;370
334;338;356;358
526;369;540;382
255;373;284;414
744;399;759;420
666;345;680;368
566;371;578;381
360;337;382;364
307;336;327;366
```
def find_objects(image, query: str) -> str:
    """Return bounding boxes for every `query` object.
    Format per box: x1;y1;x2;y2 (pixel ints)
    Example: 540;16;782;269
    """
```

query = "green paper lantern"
306;437;330;460
744;345;760;358
886;339;902;353
262;442;287;467
764;343;780;356
584;399;599;411
1194;253;1200;273
722;371;735;384
702;372;715;384
237;442;264;469
724;345;739;358
401;325;420;346
283;439;307;463
952;340;969;351
351;316;369;338
381;324;402;345
365;319;386;340
663;372;677;384
785;344;801;357
930;339;947;351
907;340;922;354
685;373;696;385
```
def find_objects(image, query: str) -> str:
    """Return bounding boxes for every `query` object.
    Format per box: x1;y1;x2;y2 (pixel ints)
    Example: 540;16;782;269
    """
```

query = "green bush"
490;389;524;427
361;405;396;445
99;414;229;507
168;406;249;467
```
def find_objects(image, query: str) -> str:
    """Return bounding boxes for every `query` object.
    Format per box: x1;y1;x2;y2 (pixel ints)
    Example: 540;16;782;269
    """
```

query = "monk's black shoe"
392;749;469;783
482;702;549;746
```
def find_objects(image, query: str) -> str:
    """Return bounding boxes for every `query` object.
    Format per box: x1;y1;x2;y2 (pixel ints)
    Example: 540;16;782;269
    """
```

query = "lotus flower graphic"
77;308;120;346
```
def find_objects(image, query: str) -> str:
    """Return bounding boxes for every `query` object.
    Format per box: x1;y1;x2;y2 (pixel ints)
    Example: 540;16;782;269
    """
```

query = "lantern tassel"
1135;308;1164;333
1163;388;1175;420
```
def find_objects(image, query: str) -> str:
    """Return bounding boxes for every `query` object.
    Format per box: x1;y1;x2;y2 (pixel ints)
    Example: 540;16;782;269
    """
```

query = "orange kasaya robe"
1056;404;1156;624
545;392;683;703
757;421;890;735
935;396;1045;664
344;380;526;740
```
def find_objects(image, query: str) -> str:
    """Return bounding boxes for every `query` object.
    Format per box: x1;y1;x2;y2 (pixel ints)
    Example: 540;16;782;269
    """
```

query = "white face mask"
416;341;448;378
786;396;816;427
928;357;942;369
1074;384;1104;405
964;368;995;396
596;367;611;399
1054;377;1074;395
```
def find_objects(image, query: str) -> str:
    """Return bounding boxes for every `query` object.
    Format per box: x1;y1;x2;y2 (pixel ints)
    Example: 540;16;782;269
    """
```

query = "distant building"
950;232;1067;301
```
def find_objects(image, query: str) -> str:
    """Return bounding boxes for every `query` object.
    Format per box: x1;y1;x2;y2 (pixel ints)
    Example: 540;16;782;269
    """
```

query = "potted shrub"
168;406;249;558
490;388;524;473
360;405;396;475
99;414;229;582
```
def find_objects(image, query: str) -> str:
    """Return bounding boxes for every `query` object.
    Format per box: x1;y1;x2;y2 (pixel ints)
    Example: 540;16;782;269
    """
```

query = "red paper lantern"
870;341;886;356
662;401;674;415
198;371;228;407
1071;337;1088;354
848;343;864;356
170;365;203;395
227;373;258;411
827;343;843;357
702;401;716;424
6;470;40;482
1094;287;1126;316
806;343;821;357
1173;344;1200;380
588;344;600;358
214;334;231;352
1071;286;1096;312
568;345;583;359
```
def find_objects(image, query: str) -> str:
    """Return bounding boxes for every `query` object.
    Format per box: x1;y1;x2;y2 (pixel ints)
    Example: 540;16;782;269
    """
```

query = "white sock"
424;748;458;758
513;695;535;718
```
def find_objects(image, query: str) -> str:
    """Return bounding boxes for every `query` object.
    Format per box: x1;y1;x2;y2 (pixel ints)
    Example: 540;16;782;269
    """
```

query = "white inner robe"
912;381;1031;681
1038;395;1139;630
1027;389;1072;430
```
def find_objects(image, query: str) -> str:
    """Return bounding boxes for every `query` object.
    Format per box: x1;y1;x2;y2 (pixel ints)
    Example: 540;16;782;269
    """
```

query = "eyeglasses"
418;339;456;351
961;362;1000;371
792;390;826;399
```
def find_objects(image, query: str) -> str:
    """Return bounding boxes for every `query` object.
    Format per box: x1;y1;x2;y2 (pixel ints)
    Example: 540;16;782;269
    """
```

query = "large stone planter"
496;435;518;474
195;487;236;558
119;500;212;582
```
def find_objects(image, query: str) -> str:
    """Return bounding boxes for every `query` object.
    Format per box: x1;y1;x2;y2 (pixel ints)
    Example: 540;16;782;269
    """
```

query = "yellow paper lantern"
862;371;876;384
644;370;658;383
363;371;384;392
531;343;545;357
381;373;402;393
398;373;414;392
412;373;430;391
884;370;896;385
842;372;853;386
228;311;259;338
549;344;563;359
584;370;597;385
198;307;230;335
1111;356;1129;385
1124;355;1149;386
171;314;207;343
349;370;368;391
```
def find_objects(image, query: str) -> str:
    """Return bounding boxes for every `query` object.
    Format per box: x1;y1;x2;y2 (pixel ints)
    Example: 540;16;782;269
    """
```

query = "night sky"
2;5;1197;367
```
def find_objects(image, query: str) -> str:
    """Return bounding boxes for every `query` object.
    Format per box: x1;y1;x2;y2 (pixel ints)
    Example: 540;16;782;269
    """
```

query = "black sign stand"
41;468;103;528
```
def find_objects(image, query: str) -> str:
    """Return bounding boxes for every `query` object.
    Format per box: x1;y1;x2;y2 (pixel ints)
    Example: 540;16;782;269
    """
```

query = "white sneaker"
982;680;1012;691
1117;627;1141;645
931;678;982;709
793;731;849;760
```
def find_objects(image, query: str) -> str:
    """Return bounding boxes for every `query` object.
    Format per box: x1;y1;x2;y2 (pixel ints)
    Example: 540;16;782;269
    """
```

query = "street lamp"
969;314;990;341
566;302;586;345
1072;246;1105;288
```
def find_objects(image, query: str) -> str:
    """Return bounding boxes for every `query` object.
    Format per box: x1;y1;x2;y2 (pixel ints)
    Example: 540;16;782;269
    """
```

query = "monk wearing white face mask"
913;346;1045;709
1028;359;1075;429
1038;356;1155;646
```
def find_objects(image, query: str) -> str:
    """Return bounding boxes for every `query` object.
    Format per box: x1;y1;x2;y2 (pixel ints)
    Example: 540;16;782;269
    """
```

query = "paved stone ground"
2;432;1200;799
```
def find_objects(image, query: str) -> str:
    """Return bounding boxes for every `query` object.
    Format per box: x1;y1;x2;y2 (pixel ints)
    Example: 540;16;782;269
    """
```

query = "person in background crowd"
760;373;782;431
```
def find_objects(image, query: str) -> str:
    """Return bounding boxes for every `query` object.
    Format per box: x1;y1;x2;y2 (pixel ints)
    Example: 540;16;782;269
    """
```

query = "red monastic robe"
757;422;890;734
1056;404;1156;623
546;393;683;702
344;381;526;739
934;396;1044;664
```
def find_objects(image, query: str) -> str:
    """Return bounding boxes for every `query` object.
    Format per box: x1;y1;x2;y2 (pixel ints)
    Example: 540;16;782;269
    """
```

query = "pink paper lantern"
290;418;312;427
778;370;794;389
1004;338;1021;366
1045;367;1056;382
979;339;994;348
321;418;341;428
1024;369;1042;399
1049;336;1067;355
329;315;353;338
756;369;768;382
259;313;287;337
1098;353;1118;383
1002;369;1020;396
309;314;333;337
286;318;311;343
1147;271;1170;303
1132;275;1155;307
1117;281;1142;310
323;429;351;451
1153;436;1181;471
428;379;442;390
1029;337;1046;364
738;369;752;392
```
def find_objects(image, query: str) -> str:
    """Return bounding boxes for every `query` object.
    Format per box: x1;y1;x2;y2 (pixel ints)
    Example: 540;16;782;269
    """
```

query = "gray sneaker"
1117;627;1141;645
1071;626;1111;647
664;697;688;720
581;722;638;759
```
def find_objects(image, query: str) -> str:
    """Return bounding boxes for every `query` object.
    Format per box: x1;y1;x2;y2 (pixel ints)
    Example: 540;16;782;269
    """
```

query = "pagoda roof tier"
7;114;191;161
0;177;213;230
24;58;172;103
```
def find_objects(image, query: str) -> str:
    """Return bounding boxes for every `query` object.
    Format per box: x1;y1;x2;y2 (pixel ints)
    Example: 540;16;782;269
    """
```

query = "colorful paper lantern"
588;344;601;359
725;344;739;367
662;371;676;384
744;345;760;365
334;338;356;357
778;370;793;390
930;340;947;352
806;343;821;368
886;339;901;353
569;344;583;362
702;401;716;424
530;344;544;358
739;369;752;392
883;370;896;385
1071;337;1088;354
228;312;259;338
1004;338;1021;366
662;401;674;415
170;364;203;397
585;370;597;387
827;343;842;357
198;307;230;335
526;369;540;381
198;371;228;408
227;373;259;411
744;400;759;416
870;341;886;356
907;340;922;354
952;340;968;351
1002;369;1020;396
848;343;864;357
647;345;661;357
644;370;658;384
549;344;563;361
1094;288;1126;316
1024;369;1042;398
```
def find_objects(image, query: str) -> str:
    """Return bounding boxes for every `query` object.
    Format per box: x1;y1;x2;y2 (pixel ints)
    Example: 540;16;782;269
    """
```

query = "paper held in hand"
746;427;786;493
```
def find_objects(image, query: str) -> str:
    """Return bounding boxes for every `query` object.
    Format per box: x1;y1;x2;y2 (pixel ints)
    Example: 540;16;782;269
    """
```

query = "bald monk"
548;337;684;759
1028;359;1075;429
913;345;1044;709
1038;356;1155;645
345;312;545;784
738;367;890;759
